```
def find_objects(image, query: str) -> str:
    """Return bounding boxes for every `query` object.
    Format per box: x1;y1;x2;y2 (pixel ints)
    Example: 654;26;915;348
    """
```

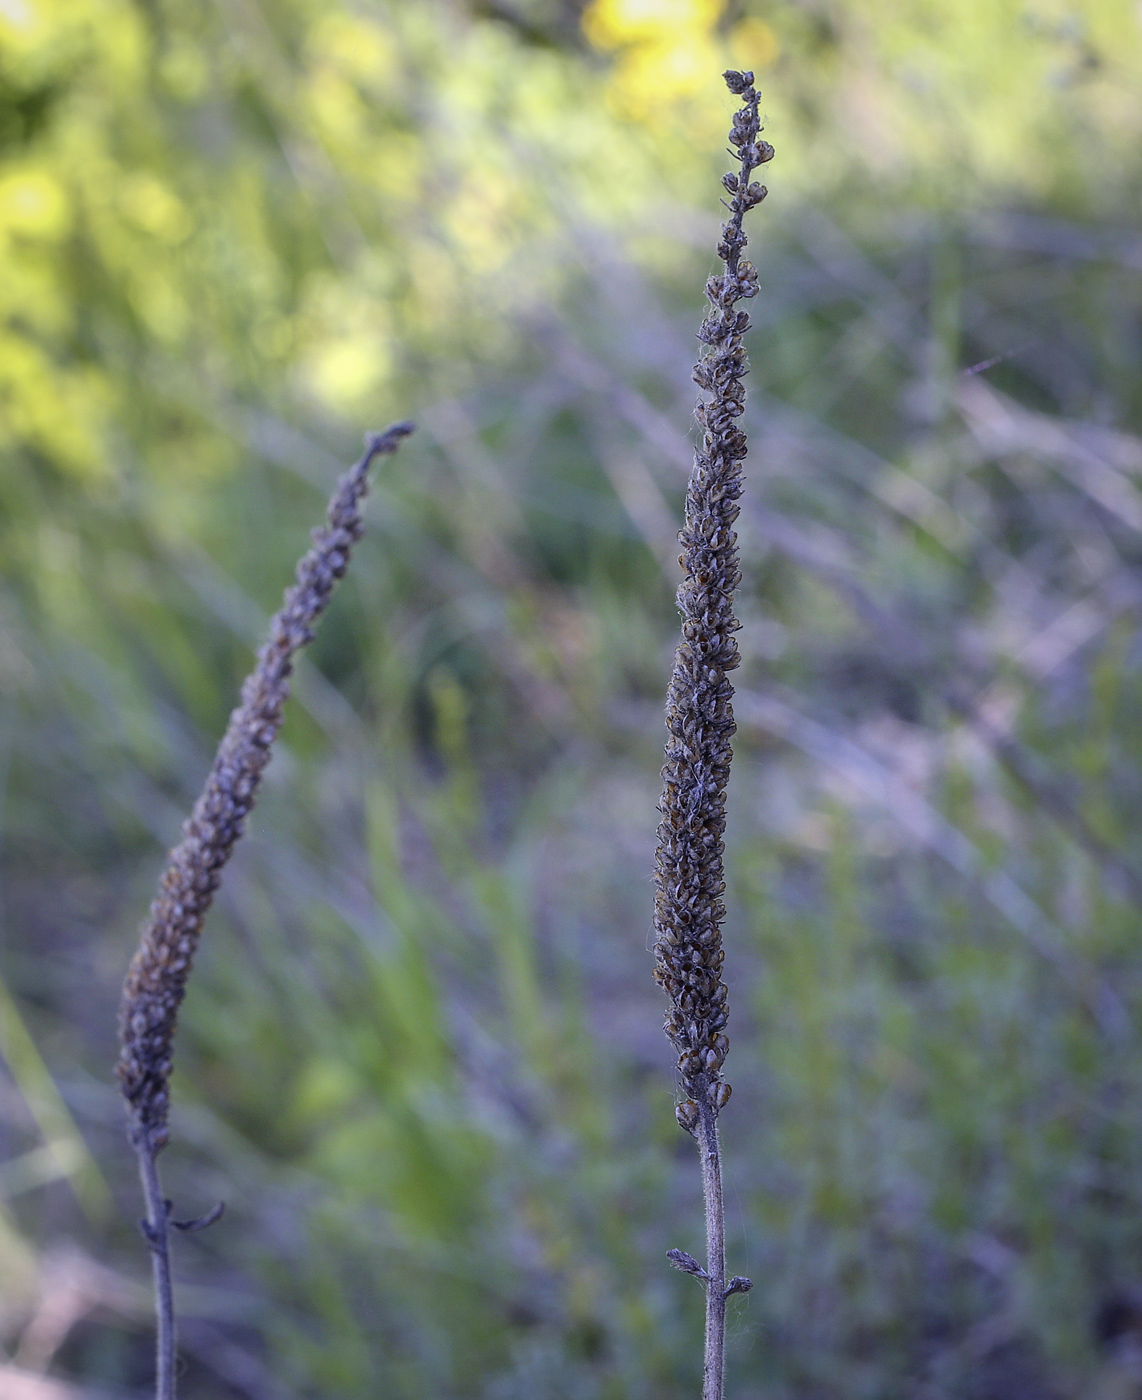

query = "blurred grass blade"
0;975;110;1221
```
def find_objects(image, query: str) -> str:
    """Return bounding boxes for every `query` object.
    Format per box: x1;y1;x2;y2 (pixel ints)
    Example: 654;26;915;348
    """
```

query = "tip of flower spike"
365;421;416;454
723;70;754;95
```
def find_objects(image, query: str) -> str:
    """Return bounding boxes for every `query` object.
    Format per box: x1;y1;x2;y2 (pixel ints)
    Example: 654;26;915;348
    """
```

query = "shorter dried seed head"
116;423;414;1151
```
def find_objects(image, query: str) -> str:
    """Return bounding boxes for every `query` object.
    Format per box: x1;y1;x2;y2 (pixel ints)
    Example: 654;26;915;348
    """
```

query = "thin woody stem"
137;1141;175;1400
698;1099;726;1400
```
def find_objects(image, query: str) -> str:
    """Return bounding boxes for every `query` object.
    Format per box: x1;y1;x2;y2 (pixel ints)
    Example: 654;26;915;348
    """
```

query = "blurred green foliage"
3;0;1142;1396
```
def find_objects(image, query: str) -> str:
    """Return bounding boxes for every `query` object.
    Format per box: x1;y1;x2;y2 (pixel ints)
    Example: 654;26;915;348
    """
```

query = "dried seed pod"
709;1082;732;1109
676;1100;700;1135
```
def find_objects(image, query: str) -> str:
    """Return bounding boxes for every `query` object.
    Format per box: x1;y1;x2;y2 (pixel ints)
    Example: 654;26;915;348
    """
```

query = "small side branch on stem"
137;1139;176;1400
698;1100;728;1400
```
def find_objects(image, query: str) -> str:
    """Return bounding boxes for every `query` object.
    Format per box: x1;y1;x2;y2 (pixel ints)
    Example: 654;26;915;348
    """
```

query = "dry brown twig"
653;70;772;1400
116;421;414;1400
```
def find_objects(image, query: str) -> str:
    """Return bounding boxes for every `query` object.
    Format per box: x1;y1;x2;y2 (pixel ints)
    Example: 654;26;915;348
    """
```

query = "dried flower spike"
117;420;413;1400
653;71;768;1400
654;67;763;1140
117;420;413;1148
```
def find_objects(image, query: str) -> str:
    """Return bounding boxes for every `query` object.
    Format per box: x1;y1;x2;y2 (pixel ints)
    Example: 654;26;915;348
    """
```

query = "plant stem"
698;1098;727;1400
137;1139;176;1400
653;69;766;1396
116;425;413;1400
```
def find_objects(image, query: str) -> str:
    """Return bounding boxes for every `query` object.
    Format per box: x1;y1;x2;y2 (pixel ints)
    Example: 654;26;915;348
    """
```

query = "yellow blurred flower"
305;11;397;86
118;175;191;243
300;335;392;415
582;0;727;118
730;17;779;70
582;0;722;50
0;169;70;241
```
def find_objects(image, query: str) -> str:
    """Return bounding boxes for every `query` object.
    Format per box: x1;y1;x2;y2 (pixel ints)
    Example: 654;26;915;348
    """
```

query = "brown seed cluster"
653;71;771;1135
117;422;414;1150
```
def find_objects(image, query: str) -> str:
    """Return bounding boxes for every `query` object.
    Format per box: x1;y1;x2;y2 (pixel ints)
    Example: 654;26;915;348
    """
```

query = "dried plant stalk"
117;420;413;1400
653;71;772;1400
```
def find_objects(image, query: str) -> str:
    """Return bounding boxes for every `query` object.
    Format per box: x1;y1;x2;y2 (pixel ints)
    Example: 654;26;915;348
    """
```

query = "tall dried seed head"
653;72;770;1132
117;422;414;1150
